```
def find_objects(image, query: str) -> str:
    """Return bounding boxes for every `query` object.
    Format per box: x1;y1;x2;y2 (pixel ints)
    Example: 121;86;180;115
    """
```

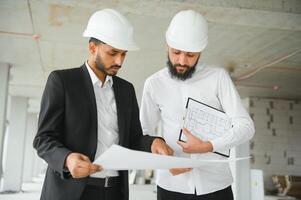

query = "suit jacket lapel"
81;65;98;159
112;77;126;145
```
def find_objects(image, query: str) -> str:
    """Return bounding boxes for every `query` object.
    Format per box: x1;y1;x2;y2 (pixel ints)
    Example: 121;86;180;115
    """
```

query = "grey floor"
0;177;296;200
0;176;157;200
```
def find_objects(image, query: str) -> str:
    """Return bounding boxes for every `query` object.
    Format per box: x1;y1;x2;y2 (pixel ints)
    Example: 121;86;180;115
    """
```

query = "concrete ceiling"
0;0;301;113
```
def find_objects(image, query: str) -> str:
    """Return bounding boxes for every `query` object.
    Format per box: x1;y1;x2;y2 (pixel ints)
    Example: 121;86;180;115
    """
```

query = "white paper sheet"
93;145;250;170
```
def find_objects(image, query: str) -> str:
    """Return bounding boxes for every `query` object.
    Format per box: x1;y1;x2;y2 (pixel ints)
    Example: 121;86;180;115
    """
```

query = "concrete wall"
249;97;301;192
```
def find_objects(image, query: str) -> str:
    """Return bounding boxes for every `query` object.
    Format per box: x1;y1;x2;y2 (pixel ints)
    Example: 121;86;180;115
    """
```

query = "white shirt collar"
85;61;113;87
196;61;205;72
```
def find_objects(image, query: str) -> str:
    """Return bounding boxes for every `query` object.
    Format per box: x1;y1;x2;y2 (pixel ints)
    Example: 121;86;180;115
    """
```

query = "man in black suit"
33;9;173;200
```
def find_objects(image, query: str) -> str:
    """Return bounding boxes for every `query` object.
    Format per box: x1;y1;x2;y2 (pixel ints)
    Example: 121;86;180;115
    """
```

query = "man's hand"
151;138;174;155
169;168;192;176
151;138;194;176
177;128;213;154
65;153;102;178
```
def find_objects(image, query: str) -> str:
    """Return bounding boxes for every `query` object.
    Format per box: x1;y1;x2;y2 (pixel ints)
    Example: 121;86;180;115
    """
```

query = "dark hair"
89;37;105;45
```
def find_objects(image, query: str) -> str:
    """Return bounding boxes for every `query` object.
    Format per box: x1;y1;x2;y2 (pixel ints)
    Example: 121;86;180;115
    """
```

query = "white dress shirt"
85;62;119;178
140;62;255;195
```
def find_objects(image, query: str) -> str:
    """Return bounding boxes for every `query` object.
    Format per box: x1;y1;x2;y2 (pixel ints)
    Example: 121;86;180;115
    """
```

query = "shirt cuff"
210;128;234;152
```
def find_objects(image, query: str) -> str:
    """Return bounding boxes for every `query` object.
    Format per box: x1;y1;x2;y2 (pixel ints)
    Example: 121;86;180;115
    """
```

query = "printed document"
179;98;232;157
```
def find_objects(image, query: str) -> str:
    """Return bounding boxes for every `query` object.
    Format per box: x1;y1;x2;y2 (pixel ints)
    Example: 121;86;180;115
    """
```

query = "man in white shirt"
140;10;255;200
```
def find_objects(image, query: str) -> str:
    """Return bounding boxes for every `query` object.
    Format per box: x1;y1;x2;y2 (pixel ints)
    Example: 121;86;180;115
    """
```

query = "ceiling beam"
41;0;301;31
169;0;301;14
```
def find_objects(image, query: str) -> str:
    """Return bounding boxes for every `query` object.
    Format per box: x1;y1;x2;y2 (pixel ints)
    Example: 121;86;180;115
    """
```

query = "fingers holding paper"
65;153;102;178
168;128;212;176
151;138;192;176
151;138;174;156
169;167;192;176
177;128;213;154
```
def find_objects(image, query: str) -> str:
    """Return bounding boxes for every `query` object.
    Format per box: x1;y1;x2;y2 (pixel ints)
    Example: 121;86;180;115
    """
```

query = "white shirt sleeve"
210;69;255;151
140;78;161;136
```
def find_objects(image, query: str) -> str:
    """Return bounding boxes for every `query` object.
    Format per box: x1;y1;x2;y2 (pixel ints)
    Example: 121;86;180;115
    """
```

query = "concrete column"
231;143;251;200
230;97;251;200
0;96;28;192
0;63;10;177
22;113;38;182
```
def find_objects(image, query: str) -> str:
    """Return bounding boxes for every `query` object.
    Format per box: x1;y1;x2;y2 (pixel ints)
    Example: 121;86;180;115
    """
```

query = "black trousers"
80;184;123;200
157;185;233;200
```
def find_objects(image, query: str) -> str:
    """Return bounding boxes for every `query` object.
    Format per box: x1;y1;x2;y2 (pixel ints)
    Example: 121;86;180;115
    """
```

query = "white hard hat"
166;10;208;52
83;9;139;51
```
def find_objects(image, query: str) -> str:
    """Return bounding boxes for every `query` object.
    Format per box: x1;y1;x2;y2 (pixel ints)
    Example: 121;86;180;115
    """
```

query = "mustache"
174;64;190;68
110;65;121;69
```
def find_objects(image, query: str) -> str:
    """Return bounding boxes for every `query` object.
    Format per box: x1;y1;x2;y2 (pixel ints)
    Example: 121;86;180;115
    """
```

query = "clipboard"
178;97;231;158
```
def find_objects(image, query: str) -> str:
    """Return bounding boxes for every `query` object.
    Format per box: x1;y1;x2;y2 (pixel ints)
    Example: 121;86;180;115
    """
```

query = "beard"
95;54;121;76
167;55;199;81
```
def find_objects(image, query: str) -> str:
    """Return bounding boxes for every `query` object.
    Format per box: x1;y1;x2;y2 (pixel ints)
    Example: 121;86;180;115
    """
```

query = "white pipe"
235;49;301;81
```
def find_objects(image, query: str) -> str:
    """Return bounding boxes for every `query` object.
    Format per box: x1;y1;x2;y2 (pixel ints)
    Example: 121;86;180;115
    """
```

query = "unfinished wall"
248;97;301;192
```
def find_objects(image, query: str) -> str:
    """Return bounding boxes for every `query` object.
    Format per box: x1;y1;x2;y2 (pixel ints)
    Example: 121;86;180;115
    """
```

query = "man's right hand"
65;153;102;178
169;168;192;176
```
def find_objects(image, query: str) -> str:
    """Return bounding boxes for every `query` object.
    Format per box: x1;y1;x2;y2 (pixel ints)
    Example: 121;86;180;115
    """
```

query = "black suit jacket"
33;64;156;200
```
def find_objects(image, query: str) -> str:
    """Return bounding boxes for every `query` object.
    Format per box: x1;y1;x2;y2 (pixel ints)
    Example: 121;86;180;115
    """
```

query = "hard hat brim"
166;32;207;53
83;31;139;51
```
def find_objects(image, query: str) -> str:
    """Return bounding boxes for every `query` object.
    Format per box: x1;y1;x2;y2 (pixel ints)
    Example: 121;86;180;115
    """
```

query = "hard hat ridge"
83;8;139;51
166;10;208;52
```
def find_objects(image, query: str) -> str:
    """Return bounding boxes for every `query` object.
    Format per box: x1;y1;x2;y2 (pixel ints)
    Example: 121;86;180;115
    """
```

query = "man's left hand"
151;138;174;155
177;128;213;154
